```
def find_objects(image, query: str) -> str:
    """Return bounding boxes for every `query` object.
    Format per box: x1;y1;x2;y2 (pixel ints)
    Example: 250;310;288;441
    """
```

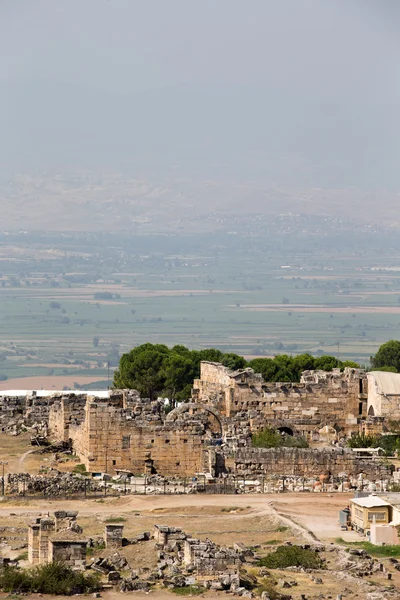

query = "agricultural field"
1;215;400;388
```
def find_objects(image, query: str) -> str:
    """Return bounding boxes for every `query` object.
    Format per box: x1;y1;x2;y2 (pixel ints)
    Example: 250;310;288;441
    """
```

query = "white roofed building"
366;371;400;419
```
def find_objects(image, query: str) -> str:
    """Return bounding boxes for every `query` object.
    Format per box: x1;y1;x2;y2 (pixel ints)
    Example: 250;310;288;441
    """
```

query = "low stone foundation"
233;447;392;479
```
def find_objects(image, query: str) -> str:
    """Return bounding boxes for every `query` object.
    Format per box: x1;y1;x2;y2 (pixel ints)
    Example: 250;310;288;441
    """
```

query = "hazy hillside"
1;1;399;231
1;80;399;187
0;80;399;231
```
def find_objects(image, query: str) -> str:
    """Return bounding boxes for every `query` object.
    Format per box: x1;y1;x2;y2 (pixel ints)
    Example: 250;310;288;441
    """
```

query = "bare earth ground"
0;435;399;597
0;493;399;598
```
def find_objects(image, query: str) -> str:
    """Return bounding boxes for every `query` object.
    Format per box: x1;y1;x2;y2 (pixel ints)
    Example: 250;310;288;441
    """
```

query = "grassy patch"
255;578;283;600
171;585;204;596
0;563;100;595
104;516;126;523
252;428;308;449
72;463;89;475
335;538;400;558
258;545;324;570
275;525;289;533
263;540;280;546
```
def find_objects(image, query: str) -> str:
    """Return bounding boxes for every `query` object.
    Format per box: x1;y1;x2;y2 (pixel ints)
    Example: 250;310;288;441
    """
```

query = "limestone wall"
65;396;209;476
48;396;87;443
0;394;51;434
233;447;392;478
49;539;86;570
192;362;367;438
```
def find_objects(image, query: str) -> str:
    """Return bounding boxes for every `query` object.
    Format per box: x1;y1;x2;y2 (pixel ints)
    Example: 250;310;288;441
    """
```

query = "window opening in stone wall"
122;435;131;449
358;402;363;416
112;460;116;466
359;379;363;394
165;439;170;444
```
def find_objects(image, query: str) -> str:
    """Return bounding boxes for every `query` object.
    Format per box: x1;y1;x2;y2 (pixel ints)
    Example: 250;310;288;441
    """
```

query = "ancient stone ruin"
28;511;86;569
0;363;397;483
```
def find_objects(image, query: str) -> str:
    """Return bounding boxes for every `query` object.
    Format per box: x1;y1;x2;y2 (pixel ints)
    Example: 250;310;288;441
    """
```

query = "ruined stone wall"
48;395;88;443
49;539;86;570
192;362;367;438
66;395;209;476
0;394;51;434
233;447;392;478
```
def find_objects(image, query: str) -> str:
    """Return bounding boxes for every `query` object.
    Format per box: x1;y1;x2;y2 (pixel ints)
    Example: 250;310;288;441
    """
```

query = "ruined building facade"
40;362;393;480
192;362;368;438
1;362;397;481
48;391;216;477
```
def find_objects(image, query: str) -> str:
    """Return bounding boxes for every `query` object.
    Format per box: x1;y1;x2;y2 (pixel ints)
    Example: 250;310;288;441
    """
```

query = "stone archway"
277;426;294;436
166;403;224;436
368;405;375;417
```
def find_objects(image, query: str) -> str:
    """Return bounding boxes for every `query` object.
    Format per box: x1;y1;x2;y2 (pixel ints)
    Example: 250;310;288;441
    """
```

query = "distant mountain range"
0;80;399;230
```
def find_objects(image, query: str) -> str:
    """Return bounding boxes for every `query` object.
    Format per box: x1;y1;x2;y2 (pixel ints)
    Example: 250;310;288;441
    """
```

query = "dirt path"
16;449;37;473
266;501;319;543
0;492;353;543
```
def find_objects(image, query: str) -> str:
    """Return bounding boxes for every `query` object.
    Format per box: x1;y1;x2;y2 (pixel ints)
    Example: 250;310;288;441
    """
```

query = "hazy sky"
1;0;399;187
2;0;399;97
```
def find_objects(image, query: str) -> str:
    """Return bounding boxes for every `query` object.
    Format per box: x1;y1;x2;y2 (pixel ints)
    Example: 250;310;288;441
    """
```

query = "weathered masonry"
28;511;86;570
3;362;399;481
192;362;368;439
48;391;218;477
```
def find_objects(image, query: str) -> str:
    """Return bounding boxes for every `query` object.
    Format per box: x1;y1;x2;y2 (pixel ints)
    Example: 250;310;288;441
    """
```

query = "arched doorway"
368;405;375;417
277;426;294;436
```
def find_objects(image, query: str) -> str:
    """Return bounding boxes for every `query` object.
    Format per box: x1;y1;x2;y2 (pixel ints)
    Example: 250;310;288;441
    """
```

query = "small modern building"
350;496;391;534
375;493;400;525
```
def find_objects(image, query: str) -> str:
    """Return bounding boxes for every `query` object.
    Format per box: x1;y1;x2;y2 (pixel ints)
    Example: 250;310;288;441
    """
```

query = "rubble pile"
152;524;247;591
0;393;53;435
6;472;102;496
91;552;130;574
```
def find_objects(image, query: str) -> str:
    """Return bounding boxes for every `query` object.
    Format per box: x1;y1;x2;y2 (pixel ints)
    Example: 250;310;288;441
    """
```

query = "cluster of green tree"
0;563;100;595
247;354;359;383
114;343;361;402
370;340;400;373
114;343;247;402
252;427;308;449
347;433;400;456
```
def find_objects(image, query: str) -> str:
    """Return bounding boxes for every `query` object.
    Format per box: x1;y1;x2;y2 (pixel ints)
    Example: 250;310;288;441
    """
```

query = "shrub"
347;433;400;456
258;545;324;570
347;433;377;448
72;464;89;475
0;563;100;595
252;428;308;449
